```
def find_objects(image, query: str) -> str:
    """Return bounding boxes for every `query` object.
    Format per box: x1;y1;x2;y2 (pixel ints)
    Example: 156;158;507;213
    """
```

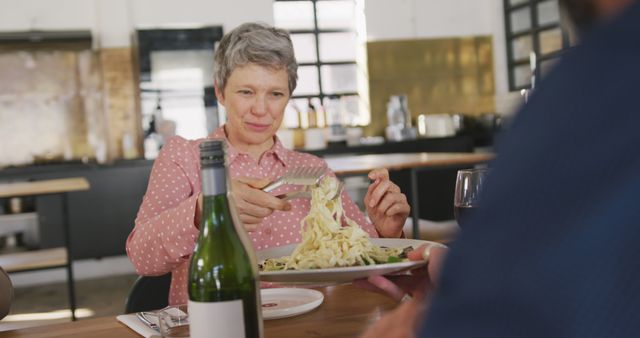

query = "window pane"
511;35;533;61
319;32;357;62
291;34;317;63
539;28;562;55
293;66;319;96
161;96;208;140
538;0;560;26
151;50;213;89
510;7;531;33
274;2;314;30
321;64;357;94
317;1;355;30
513;64;532;88
509;0;528;6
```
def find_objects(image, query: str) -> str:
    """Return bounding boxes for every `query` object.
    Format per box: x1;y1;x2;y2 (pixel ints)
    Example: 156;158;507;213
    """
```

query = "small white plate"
260;288;324;320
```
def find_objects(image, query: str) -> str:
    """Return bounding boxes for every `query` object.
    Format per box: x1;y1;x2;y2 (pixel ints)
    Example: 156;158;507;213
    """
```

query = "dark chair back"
0;266;12;319
124;273;172;313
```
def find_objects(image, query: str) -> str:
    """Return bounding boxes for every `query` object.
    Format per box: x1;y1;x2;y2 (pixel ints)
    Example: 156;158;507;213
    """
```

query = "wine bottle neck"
201;167;226;196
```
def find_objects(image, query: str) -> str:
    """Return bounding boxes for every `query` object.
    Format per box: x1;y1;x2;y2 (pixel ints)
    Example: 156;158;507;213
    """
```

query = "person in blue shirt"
358;0;640;337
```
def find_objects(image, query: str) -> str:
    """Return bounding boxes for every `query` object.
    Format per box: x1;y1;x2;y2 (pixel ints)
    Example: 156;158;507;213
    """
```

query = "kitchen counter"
0;159;152;179
301;134;474;157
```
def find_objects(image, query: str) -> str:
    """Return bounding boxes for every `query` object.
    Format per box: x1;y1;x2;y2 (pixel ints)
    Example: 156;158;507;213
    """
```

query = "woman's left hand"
364;169;410;238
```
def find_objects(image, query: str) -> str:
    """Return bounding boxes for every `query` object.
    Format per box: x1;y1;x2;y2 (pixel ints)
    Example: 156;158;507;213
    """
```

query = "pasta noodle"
261;176;405;271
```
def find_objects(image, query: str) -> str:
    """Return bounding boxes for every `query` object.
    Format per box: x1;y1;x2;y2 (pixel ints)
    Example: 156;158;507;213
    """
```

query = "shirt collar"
270;136;290;166
209;125;290;166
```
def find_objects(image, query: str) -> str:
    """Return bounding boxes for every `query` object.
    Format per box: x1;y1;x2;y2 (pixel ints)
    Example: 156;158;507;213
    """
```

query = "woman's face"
216;63;290;152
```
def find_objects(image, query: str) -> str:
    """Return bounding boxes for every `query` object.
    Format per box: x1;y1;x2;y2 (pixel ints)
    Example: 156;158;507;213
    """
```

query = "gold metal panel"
0;50;96;166
100;48;140;160
0;47;139;168
366;36;495;136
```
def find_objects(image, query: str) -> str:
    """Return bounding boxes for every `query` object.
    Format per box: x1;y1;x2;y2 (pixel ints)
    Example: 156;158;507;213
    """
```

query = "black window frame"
274;0;358;101
503;0;571;91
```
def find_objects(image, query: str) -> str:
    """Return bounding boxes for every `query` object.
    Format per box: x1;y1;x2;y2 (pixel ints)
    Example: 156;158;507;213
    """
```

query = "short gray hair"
214;22;298;94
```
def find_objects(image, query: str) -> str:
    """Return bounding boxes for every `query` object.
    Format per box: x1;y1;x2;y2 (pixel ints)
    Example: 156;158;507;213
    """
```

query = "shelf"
0;177;89;198
0;247;67;273
0;212;38;236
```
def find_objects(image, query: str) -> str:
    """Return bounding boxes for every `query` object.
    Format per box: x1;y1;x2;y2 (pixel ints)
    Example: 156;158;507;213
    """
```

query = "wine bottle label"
188;299;245;338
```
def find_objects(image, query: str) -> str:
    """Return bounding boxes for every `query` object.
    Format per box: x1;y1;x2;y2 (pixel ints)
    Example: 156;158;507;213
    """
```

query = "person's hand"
364;169;410;238
353;243;448;301
229;177;292;231
357;244;447;338
360;298;426;338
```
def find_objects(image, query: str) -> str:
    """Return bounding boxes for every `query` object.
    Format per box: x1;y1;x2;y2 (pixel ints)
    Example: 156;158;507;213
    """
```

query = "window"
503;0;569;90
274;0;368;128
136;27;223;159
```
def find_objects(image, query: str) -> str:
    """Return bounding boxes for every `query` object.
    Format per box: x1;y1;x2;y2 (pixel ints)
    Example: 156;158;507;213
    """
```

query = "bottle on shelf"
188;140;262;338
307;98;317;129
325;95;347;147
144;98;163;159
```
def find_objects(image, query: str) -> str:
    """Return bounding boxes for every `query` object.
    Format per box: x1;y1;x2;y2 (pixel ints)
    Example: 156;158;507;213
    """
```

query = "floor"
0;273;138;331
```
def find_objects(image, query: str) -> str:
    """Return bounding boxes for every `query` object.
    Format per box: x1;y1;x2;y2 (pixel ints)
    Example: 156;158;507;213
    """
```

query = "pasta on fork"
261;176;406;271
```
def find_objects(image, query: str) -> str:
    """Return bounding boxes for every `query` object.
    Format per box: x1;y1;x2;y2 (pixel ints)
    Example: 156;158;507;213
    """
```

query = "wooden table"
325;152;494;237
0;178;90;321
0;284;396;338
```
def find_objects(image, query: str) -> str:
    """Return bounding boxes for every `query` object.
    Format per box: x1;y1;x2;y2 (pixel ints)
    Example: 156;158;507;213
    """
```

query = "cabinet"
0;160;152;260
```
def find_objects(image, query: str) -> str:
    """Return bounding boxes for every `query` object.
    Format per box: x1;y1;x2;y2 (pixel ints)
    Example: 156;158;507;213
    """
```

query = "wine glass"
454;168;489;228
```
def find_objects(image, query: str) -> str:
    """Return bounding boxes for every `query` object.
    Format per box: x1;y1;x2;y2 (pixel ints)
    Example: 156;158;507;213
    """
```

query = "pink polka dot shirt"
126;126;378;305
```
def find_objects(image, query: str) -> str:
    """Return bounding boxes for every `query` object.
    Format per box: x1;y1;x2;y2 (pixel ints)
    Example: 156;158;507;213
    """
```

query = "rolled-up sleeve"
126;137;201;276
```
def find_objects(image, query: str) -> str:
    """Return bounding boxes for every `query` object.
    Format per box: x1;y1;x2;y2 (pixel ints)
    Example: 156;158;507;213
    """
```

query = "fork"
276;181;344;201
136;311;159;332
262;166;326;193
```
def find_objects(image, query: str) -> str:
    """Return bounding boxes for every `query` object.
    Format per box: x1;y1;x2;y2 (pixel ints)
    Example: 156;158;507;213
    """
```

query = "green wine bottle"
188;140;262;338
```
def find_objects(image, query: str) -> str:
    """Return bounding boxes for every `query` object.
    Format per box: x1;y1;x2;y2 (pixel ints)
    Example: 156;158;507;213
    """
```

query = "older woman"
126;22;410;306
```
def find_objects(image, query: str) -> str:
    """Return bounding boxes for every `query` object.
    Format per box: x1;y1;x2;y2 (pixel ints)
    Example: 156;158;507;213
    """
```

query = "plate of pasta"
258;238;431;283
256;175;433;283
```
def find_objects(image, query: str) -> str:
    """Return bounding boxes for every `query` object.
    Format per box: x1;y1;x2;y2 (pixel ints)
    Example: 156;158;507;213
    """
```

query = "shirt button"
264;227;272;236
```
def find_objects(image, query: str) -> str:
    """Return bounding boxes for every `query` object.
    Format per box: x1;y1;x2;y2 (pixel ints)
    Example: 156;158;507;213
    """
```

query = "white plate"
258;238;431;283
260;288;324;320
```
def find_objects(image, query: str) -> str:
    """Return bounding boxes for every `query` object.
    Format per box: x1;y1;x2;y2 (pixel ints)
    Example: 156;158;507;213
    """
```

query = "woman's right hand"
229;177;292;231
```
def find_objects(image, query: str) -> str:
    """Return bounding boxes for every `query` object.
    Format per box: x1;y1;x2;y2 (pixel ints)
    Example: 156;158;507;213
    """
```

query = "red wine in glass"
454;168;488;228
454;205;477;228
